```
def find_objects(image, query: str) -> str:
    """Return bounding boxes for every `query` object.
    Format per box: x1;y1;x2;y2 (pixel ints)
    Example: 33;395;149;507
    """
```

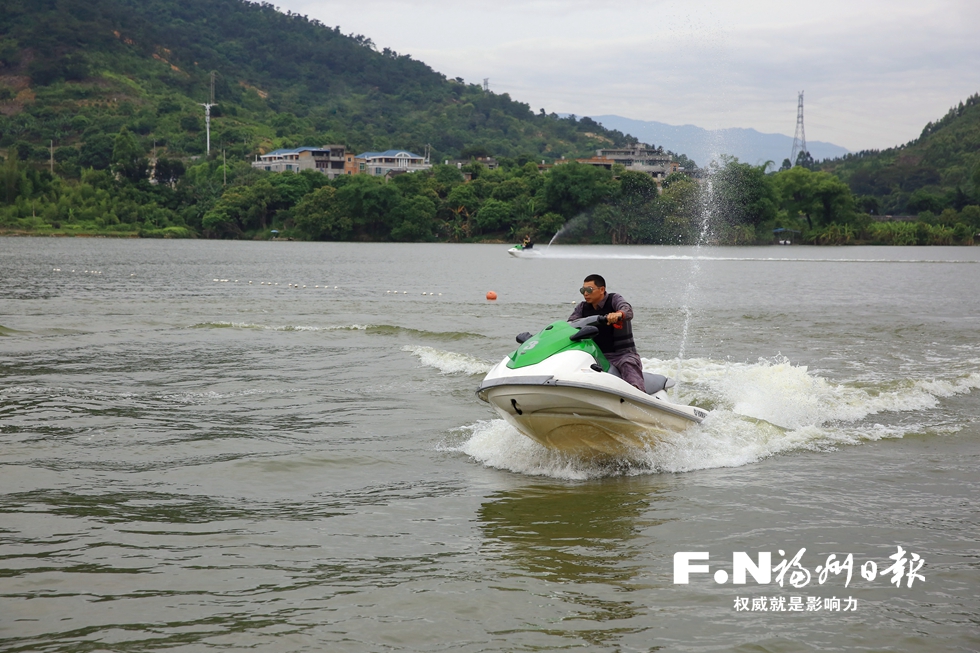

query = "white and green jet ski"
507;243;541;258
476;315;708;457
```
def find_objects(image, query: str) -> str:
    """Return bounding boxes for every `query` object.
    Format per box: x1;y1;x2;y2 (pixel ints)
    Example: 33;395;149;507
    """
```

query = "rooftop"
357;150;424;159
261;145;344;157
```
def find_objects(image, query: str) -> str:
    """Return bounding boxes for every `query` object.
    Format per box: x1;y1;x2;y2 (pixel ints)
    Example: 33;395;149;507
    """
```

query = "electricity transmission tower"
790;90;807;166
483;78;489;92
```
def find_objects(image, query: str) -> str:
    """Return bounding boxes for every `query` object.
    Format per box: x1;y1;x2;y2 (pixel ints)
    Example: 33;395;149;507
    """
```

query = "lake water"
1;239;978;652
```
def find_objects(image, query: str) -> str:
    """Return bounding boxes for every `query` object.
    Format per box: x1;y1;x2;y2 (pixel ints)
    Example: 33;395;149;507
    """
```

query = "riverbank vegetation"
4;144;978;245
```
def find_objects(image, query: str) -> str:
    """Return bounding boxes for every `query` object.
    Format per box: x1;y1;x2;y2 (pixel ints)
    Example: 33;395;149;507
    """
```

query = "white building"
358;150;431;177
594;144;677;180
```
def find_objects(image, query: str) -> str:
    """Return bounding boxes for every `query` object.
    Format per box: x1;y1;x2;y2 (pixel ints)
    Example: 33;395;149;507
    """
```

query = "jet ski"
476;315;708;457
508;243;541;258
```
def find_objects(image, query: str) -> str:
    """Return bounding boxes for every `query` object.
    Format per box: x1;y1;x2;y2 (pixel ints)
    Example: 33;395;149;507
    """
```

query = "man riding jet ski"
508;236;539;257
568;274;644;391
476;275;708;457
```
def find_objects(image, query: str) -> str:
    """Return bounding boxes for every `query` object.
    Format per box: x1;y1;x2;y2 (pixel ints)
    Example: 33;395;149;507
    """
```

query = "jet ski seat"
642;373;673;394
606;364;674;395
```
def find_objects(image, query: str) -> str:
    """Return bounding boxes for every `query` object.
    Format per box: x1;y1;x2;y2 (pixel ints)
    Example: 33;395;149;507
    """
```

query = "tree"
432;164;465;189
618;171;658;201
773;166;854;229
14;142;31;161
595;171;661;244
713;159;778;226
656;174;702;243
459;145;491;159
856;195;880;215
661;172;688;190
390;195;436;241
532;212;566;239
794;150;815;169
266;172;313;207
542;162;615;218
475;198;510;232
906;189;946;214
293;185;352;240
490;177;530;202
201;178;300;236
333;174;402;237
111;128;148;183
1;154;24;205
959;205;980;229
445;183;480;217
153;158;186;188
78;134;115;171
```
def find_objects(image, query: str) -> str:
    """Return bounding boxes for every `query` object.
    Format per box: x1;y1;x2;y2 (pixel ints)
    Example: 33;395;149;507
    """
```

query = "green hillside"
819;93;980;215
0;0;634;163
0;0;976;245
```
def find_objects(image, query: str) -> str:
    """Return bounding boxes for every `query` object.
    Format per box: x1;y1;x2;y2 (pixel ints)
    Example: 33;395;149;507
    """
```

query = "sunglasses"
579;286;597;295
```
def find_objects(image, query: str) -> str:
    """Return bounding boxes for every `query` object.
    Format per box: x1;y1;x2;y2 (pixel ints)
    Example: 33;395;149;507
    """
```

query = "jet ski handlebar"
516;315;614;344
568;325;599;342
569;314;610;327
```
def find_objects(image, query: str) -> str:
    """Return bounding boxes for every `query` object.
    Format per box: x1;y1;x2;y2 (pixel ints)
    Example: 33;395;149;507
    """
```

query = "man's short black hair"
584;274;606;288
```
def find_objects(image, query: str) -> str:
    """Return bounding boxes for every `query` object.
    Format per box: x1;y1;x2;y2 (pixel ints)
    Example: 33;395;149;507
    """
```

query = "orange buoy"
486;290;498;300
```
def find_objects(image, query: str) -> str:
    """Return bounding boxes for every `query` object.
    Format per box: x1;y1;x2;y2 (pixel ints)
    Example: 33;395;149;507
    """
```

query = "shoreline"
1;230;976;246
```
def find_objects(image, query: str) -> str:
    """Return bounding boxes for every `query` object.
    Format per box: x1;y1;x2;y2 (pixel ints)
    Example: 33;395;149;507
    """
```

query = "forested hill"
818;93;980;215
0;0;636;162
3;0;977;246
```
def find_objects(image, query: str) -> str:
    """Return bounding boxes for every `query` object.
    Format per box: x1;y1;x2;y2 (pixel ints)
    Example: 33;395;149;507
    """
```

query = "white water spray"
674;174;714;397
547;228;563;248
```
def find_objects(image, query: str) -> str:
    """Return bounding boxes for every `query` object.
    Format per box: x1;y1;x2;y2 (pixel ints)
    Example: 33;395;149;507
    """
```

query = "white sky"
275;0;980;151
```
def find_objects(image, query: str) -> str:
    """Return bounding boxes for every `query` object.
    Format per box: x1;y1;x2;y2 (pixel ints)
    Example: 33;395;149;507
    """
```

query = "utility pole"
200;71;218;156
200;102;216;155
790;91;808;166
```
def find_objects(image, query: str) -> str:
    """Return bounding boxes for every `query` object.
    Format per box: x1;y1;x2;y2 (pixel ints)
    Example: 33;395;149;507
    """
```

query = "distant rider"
567;274;645;392
522;235;534;249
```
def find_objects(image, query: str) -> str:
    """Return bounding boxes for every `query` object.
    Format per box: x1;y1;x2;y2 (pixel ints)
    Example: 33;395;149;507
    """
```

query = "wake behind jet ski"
476;314;708;457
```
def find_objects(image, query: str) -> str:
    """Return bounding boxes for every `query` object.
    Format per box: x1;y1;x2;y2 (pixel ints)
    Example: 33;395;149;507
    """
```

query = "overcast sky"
275;0;979;152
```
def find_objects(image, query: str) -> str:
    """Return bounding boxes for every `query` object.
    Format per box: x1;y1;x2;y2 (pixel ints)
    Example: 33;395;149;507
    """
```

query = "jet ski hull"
508;246;541;258
483;384;699;456
477;350;706;458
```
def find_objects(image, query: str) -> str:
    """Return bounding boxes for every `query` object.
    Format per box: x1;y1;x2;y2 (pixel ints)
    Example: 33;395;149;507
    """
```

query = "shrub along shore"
2;140;978;245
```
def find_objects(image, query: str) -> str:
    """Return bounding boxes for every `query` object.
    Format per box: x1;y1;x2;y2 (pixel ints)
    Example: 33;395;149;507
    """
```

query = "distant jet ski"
508;242;541;257
476;315;708;457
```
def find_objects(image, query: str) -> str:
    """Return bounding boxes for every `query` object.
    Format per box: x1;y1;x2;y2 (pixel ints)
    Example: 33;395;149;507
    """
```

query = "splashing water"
546;213;590;249
674;174;715;397
547;227;564;248
404;345;493;375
